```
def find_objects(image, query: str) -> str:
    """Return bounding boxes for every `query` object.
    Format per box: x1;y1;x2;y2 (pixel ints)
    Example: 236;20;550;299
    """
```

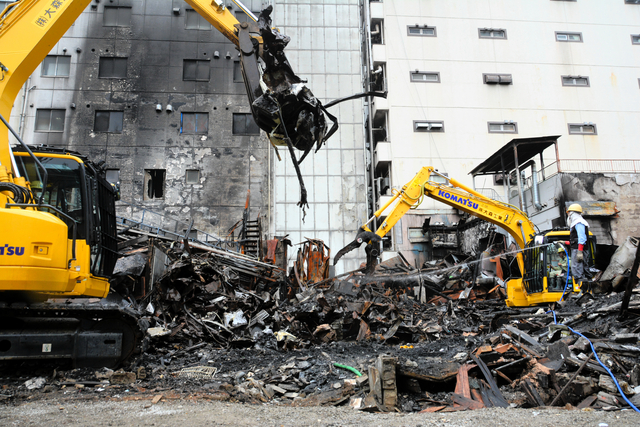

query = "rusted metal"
293;238;331;286
565;201;620;217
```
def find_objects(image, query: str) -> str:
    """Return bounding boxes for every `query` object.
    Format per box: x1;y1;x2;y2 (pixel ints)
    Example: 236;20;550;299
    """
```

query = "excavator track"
0;300;147;368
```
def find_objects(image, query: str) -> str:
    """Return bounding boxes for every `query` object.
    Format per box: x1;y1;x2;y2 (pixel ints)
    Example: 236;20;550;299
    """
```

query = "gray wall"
19;0;271;238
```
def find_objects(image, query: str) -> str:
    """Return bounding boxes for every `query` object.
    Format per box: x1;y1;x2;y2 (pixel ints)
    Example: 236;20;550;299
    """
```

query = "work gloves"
576;250;584;263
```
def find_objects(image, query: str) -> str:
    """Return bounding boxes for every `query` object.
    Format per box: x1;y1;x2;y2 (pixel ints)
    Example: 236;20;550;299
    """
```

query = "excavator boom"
335;166;584;308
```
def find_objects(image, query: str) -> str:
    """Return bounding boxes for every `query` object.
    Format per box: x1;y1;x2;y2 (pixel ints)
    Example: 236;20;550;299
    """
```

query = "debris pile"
1;225;640;415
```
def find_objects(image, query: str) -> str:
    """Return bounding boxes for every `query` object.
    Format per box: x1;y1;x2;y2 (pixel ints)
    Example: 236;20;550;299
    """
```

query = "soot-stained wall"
26;0;270;238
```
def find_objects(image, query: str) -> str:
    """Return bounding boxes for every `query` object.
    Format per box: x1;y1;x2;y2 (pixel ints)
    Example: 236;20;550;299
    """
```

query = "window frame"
94;110;124;133
182;59;211;82
185;9;211;30
103;6;132;27
232;113;261;135
413;120;445;133
41;55;71;77
407;25;437;37
483;73;513;85
478;28;507;39
488;121;518;134
185;169;200;184
561;75;590;87
144;169;166;201
98;57;128;79
180;112;209;135
555;31;583;42
35;109;65;132
568;123;597;135
410;71;440;83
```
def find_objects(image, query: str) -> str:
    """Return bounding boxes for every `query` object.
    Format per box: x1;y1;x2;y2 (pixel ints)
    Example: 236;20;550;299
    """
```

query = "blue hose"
547;310;640;412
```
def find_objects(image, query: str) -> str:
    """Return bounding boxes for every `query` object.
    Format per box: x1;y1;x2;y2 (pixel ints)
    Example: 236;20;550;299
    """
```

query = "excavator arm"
335;166;536;269
369;166;536;249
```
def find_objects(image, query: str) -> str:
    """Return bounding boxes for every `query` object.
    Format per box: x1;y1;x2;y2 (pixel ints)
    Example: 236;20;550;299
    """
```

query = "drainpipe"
514;159;543;214
363;0;377;230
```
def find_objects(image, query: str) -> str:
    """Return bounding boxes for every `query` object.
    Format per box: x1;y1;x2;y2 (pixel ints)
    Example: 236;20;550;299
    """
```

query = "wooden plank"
452;393;484;410
471;355;509;408
577;394;598;409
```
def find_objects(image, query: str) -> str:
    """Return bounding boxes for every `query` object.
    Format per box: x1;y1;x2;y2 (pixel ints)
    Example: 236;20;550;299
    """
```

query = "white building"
362;0;640;263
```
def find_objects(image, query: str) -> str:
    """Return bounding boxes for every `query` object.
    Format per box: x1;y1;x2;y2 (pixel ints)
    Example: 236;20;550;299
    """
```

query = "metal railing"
558;159;640;174
115;200;223;246
475;187;504;202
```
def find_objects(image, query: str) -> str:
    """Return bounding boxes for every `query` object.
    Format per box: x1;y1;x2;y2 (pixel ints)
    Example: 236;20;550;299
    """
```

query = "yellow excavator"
0;0;332;366
334;166;595;307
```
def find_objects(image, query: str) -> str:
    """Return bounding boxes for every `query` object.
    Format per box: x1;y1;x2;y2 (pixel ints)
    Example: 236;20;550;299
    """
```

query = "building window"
488;121;517;133
407;25;436;37
185;9;211;30
233;61;243;82
106;169;120;185
186;170;200;184
561;75;590;87
42;55;71;77
410;71;440;83
232;113;260;135
556;32;583;42
99;57;128;78
103;6;132;27
414;120;444;132
483;74;512;85
144;169;165;200
568;123;597;135
180;112;209;134
94;111;124;133
183;59;210;81
632;35;640;44
371;19;384;44
479;28;507;39
35;109;65;132
625;0;640;4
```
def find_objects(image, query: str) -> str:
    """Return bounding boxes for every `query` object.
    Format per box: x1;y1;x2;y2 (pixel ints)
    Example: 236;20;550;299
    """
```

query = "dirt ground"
2;399;639;427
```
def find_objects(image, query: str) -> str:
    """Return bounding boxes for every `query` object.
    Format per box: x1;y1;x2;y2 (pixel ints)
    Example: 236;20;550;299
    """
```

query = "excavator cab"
10;147;119;292
522;232;596;297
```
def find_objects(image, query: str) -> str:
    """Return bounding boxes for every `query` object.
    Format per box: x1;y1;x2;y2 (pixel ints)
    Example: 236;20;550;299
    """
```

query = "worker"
566;204;589;282
549;246;568;290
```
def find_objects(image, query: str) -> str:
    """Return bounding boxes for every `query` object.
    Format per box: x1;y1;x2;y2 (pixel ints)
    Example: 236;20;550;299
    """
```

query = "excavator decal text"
0;245;25;256
437;190;479;210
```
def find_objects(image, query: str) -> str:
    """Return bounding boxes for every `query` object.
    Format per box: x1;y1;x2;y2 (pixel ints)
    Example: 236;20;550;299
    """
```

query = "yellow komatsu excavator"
0;0;332;366
335;167;595;307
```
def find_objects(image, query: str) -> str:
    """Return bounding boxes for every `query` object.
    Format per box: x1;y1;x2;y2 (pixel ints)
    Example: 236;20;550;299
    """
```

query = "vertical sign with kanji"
34;0;69;29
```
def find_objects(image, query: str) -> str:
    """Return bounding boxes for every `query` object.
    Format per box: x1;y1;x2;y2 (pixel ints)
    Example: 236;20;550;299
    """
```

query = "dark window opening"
232;113;260;135
103;6;132;27
183;59;211;81
99;57;128;78
94;111;124;133
144;169;165;200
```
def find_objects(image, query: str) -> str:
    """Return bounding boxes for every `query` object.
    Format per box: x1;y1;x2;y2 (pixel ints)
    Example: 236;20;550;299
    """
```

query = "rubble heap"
1;231;639;414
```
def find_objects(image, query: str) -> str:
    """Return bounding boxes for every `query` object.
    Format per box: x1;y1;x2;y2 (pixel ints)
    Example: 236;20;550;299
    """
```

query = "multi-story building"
361;0;640;264
7;0;368;272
